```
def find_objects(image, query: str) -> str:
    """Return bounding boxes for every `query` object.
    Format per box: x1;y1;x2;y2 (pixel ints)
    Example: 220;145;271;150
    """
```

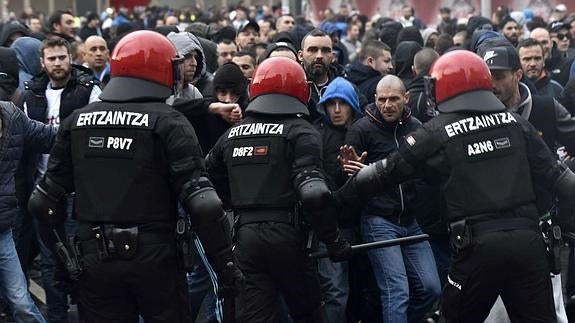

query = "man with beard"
236;21;260;51
83;36;110;87
298;29;339;122
17;37;101;322
498;17;520;47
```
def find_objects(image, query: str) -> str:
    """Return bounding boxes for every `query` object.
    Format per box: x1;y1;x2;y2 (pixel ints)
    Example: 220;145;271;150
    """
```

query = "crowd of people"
0;1;574;323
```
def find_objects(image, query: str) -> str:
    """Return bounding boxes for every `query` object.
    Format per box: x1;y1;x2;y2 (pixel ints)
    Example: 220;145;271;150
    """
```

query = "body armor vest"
70;102;177;223
438;112;536;221
223;117;296;209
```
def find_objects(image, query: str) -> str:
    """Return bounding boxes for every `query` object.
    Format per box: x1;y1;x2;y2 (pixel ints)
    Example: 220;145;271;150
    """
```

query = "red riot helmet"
100;30;184;102
425;49;504;113
247;57;310;115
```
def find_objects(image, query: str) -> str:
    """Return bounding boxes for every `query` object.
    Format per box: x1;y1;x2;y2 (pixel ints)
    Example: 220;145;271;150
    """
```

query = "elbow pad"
295;170;340;244
295;170;332;213
28;177;67;225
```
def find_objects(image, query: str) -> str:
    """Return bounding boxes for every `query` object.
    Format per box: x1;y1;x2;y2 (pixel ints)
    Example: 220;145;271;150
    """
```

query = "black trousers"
235;222;324;322
76;239;190;323
442;229;556;323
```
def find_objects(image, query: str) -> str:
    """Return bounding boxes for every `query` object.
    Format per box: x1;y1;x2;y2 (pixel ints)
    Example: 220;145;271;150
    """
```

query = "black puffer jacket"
345;103;421;225
0;101;55;232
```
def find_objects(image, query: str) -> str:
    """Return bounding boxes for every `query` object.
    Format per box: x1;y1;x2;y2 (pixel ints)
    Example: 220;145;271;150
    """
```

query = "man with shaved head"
341;75;441;323
531;28;553;61
83;35;110;86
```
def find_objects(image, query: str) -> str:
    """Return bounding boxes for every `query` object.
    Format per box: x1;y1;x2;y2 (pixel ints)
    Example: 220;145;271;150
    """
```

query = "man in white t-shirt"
17;36;100;323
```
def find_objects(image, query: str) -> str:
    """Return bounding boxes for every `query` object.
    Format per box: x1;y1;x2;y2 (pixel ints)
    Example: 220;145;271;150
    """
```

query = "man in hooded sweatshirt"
10;37;43;94
314;77;363;323
393;41;422;88
167;31;242;155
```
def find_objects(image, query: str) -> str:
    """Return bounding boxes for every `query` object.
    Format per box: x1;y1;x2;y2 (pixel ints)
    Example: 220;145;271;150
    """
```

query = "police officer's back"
337;50;575;322
206;57;351;322
28;30;240;323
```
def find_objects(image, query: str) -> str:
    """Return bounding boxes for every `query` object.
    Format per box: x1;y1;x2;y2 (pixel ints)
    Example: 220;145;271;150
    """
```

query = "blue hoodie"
10;37;42;93
317;77;362;124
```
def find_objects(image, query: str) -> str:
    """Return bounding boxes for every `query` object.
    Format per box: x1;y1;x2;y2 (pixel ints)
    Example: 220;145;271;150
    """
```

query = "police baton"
308;234;430;259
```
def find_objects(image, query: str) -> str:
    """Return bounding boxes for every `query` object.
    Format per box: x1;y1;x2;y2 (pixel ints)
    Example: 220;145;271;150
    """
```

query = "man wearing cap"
549;21;575;59
552;4;568;23
258;41;298;63
486;45;575;321
485;45;575;157
236;20;260;51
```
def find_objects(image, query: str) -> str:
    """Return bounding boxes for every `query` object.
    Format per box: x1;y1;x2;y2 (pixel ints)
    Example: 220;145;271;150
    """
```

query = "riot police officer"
28;30;240;323
337;50;575;322
205;57;351;322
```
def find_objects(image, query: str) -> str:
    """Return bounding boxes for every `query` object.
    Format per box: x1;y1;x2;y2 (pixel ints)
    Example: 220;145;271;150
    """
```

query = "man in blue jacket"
0;47;56;323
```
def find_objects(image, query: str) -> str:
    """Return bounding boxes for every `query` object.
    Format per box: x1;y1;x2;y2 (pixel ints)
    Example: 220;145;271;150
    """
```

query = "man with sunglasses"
549;22;575;59
531;26;573;87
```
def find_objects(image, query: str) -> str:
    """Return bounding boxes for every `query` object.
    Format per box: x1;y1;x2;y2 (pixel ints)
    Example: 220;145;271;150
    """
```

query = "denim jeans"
360;216;441;323
0;229;46;323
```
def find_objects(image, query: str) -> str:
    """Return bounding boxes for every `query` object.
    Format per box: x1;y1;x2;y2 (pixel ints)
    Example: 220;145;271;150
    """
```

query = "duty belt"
470;217;539;236
235;208;296;227
77;223;175;260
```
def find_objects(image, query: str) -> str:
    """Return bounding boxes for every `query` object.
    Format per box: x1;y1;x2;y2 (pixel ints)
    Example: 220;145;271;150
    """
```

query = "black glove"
326;237;352;262
217;261;245;300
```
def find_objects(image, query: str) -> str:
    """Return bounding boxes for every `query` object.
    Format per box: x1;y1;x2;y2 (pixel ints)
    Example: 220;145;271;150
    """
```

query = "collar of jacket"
365;102;411;128
25;64;96;95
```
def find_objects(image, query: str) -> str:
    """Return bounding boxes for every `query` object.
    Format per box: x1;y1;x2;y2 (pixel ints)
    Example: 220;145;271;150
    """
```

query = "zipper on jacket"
393;122;405;224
